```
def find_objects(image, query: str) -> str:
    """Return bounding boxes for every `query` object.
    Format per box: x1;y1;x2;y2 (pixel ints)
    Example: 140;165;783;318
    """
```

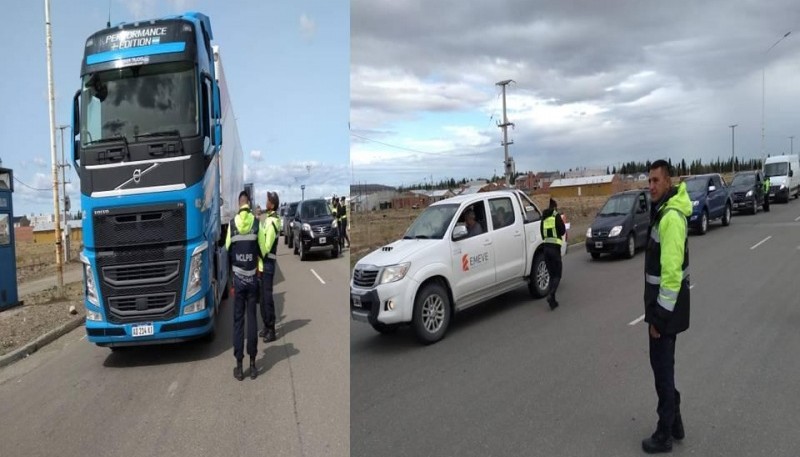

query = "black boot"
264;327;276;343
642;428;673;454
547;294;559;310
233;360;244;381
672;414;684;440
249;357;258;380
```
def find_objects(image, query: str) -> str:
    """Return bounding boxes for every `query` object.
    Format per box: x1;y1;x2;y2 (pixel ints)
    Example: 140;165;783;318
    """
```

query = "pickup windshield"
683;178;709;193
764;162;789;177
599;194;635;216
404;204;458;239
81;61;198;146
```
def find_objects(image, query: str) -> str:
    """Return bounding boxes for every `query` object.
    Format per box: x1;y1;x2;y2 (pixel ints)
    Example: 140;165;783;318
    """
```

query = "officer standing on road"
225;191;260;381
763;175;771;212
339;196;350;249
258;191;282;343
540;198;566;310
642;160;691;453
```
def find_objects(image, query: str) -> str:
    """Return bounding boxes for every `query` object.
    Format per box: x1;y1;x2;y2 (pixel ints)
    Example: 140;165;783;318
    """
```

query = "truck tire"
412;281;451;344
625;233;636;259
371;322;400;334
528;251;550;298
698;210;708;235
722;203;731;226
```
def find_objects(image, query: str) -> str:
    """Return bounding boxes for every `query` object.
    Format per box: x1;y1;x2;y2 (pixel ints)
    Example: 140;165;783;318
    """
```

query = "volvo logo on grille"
133;169;142;184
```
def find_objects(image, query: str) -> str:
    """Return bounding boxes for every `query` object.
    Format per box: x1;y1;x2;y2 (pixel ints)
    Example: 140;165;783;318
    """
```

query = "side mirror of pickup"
708;185;717;192
452;225;468;241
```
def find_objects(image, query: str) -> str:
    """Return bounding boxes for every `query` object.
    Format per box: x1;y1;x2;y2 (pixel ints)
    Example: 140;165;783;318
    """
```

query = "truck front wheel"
528;251;550;298
412;282;451;344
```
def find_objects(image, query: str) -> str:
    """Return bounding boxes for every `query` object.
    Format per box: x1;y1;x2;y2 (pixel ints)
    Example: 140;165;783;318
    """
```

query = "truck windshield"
598;194;635;216
404;204;458;239
731;174;755;186
81;61;198;146
764;162;789;177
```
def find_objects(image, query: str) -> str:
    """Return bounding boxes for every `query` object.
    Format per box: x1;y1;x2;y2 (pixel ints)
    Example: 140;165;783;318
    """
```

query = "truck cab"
350;190;567;344
764;154;800;203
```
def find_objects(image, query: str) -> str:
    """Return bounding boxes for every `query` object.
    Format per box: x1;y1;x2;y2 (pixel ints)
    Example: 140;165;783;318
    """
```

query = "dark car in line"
283;201;300;247
585;189;651;259
682;173;732;235
293;198;340;260
730;170;767;215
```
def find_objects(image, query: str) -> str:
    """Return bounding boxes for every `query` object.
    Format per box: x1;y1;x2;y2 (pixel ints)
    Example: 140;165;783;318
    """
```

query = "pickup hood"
730;183;754;193
768;175;788;187
591;214;628;230
303;216;334;227
357;239;435;267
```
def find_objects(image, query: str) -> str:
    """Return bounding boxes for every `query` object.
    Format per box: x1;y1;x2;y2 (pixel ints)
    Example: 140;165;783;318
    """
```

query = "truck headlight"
745;190;753;197
780;184;786;190
184;297;206;315
84;263;99;306
586;227;592;238
185;246;205;300
85;307;103;322
692;200;699;207
331;219;338;229
379;263;410;285
302;223;312;232
609;225;623;237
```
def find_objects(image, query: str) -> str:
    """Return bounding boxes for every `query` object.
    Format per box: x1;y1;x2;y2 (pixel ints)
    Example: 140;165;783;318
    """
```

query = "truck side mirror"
452;225;468;240
72;89;81;164
790;170;794;177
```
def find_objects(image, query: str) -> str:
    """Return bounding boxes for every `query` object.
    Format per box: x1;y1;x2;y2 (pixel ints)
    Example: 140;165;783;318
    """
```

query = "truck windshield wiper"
86;134;129;146
135;129;185;153
85;134;130;162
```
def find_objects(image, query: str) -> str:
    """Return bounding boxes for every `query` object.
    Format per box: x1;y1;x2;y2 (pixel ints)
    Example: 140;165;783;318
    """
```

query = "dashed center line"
310;269;326;285
750;236;772;250
794;215;800;222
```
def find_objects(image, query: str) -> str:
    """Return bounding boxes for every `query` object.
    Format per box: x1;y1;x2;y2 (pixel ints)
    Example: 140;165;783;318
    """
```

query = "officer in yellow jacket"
225;191;260;381
258;191;282;343
540;198;566;310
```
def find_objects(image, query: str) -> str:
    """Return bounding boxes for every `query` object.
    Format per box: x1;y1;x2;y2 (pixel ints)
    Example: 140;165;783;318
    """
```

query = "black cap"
238;190;250;204
549;198;557;208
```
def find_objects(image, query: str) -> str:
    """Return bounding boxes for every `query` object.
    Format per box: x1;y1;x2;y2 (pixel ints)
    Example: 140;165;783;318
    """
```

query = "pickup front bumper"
585;236;629;255
350;278;418;325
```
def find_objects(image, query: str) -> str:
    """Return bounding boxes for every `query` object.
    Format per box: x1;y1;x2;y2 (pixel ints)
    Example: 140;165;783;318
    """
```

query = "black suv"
293;198;340;260
283;201;300;247
730;170;767;215
585;189;651;259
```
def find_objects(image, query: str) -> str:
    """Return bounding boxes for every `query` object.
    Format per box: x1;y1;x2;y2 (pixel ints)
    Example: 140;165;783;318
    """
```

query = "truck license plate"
595;241;603;248
131;323;154;337
352;295;362;308
318;237;326;244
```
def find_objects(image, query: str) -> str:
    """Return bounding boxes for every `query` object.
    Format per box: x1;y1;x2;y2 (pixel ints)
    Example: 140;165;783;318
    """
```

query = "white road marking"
168;381;179;398
750;236;772;250
81;335;86;341
310;269;326;285
629;284;694;326
628;314;645;326
795;215;800;222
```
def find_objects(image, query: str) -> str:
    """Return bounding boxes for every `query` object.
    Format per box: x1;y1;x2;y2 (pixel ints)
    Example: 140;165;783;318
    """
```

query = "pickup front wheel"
528;251;550;298
412;282;451;344
722;203;731;226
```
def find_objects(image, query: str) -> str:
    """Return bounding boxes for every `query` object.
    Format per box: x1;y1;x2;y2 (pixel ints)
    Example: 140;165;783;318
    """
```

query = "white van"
764;154;800;202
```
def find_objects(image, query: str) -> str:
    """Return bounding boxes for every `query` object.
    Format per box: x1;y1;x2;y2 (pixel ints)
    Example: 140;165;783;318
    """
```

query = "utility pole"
729;124;737;173
496;80;515;187
45;0;64;298
58;124;71;262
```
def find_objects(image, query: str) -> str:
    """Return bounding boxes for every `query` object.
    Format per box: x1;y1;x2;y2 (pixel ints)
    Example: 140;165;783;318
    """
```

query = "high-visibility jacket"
540;209;565;246
764;177;771;193
258;211;281;272
225;205;259;280
644;182;691;335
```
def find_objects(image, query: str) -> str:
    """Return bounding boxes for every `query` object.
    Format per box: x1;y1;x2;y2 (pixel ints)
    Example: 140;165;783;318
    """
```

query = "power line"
14;175;52;191
349;132;455;156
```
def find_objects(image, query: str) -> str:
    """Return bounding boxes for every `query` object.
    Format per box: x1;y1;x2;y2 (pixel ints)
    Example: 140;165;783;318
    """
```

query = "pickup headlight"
745;190;753;197
609;225;623;237
585;227;592;238
185;245;205;300
331;219;338;229
302;223;312;232
780;184;786;190
83;262;99;306
379;263;410;285
692;200;699;207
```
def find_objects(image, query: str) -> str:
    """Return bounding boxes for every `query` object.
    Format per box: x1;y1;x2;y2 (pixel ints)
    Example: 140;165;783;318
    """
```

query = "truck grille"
353;268;379;288
108;293;176;318
93;202;186;248
102;261;180;286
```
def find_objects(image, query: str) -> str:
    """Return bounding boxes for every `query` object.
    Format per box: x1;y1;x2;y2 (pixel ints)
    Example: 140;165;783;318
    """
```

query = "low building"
32;220;83;245
548;174;622;198
393;192;431;209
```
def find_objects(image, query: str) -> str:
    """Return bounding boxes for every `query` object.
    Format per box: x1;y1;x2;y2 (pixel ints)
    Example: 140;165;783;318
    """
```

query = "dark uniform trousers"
260;259;277;331
649;332;681;432
233;274;259;361
543;243;562;295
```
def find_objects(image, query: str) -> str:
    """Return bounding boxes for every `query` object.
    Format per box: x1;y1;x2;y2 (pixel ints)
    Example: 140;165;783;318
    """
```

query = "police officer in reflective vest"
225;191;260;381
763;175;771;212
540;198;566;310
642;160;691;453
339;196;349;248
258;191;281;343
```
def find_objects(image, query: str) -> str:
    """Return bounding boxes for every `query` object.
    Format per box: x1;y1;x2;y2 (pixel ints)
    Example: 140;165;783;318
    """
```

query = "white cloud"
34;157;47;168
300;14;317;42
250;150;263;162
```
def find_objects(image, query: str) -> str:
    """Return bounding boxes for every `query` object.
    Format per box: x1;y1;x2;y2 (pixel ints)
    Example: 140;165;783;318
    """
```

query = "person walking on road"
763;175;771;212
258;191;281;343
339;196;350;248
642;160;691;453
540;198;565;310
226;191;261;381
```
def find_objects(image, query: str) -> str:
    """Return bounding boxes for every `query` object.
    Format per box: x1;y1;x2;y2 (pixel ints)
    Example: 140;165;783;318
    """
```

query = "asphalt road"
0;242;349;457
351;199;800;457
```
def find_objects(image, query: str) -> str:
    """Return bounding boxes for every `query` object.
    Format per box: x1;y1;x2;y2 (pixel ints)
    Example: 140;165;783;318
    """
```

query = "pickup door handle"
514;230;522;237
483;239;493;246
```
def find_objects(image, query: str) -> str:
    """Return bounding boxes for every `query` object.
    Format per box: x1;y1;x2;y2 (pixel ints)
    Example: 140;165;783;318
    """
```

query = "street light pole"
729;124;737;173
761;31;792;159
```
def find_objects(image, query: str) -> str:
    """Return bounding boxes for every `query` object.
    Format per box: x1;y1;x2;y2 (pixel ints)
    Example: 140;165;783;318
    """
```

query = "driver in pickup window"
465;208;483;237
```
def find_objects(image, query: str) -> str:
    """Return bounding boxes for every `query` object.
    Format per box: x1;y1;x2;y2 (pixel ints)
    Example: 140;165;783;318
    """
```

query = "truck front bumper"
85;302;215;346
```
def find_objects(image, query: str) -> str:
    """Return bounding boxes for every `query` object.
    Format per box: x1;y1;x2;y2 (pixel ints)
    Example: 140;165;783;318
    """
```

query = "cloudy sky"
351;0;800;187
2;0;348;217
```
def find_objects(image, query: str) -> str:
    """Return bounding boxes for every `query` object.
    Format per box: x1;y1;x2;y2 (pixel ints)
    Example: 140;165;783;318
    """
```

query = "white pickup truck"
350;189;568;344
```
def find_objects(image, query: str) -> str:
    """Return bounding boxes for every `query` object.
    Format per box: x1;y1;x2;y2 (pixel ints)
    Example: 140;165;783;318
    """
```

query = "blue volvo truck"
72;12;243;348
